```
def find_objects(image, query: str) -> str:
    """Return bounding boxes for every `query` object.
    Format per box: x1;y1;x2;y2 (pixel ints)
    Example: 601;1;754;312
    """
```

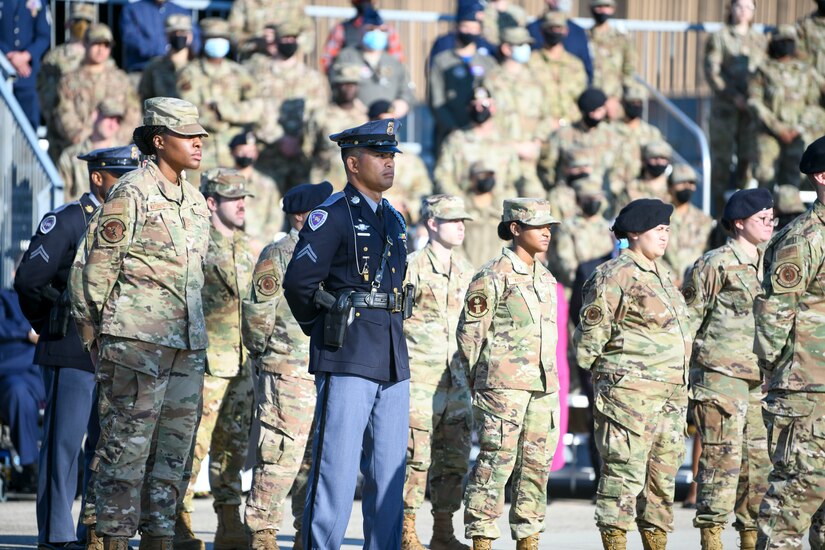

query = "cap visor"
522;215;561;226
169;123;209;137
368;145;402;154
217;190;255;199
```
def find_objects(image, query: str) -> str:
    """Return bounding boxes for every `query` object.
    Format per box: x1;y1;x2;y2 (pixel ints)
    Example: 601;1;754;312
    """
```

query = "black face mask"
277;42;299;59
582;113;603;129
566;172;589;185
674;188;694;204
817;0;825;16
456;32;478;47
169;34;188;52
470;106;492;124
623;102;643;120
475;176;496;194
580;198;602;217
645;163;668;178
234;156;255;168
542;30;564;47
769;39;796;59
591;9;611;25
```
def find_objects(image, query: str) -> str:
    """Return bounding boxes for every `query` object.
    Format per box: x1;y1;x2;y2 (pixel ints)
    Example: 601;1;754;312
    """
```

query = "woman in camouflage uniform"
457;198;561;550
574;199;693;550
682;189;775;550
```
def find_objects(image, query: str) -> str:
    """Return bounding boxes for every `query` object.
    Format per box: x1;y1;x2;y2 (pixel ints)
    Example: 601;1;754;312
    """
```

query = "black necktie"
376;201;384;222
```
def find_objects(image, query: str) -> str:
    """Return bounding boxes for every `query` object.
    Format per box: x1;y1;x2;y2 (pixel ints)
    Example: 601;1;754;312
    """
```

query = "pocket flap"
762;395;815;418
99;338;161;377
594;391;646;436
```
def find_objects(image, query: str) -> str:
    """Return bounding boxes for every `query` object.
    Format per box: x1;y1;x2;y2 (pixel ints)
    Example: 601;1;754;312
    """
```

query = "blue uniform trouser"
0;368;45;465
37;366;99;544
303;373;409;550
13;83;40;129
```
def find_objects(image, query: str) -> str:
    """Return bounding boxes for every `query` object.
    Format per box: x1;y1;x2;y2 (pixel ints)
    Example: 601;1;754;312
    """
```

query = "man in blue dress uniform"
283;119;412;550
15;145;140;550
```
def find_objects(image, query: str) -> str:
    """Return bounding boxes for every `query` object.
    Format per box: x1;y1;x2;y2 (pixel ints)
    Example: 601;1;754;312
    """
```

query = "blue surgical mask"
512;43;532;64
362;29;388;51
204;37;230;59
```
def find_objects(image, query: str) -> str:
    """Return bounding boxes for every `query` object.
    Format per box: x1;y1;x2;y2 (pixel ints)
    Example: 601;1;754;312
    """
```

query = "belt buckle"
391;289;402;313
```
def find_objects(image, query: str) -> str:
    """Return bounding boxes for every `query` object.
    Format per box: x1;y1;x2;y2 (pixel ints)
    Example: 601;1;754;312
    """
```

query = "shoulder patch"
255;273;279;297
100;219;126;244
39;215;57;234
307;210;328;231
102;198;127;216
774;262;802;290
682;284;697;306
582;304;604;327
465;290;490;318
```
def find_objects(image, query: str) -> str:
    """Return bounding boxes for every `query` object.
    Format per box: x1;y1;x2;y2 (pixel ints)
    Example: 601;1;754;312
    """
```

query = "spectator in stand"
319;0;405;73
428;1;495;68
528;0;593;83
120;0;201;74
138;14;194;102
481;0;527;46
0;0;51;128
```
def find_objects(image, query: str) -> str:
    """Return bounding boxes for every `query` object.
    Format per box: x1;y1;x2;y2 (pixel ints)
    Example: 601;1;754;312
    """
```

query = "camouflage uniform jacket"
457;247;559;393
484;63;552;144
748;57;825;139
310;101;369;190
55;64;141;147
704;25;767;103
428;48;498;135
611;120;665;186
58;137;93;203
683;239;763;382
331;47;415;110
69;160;210;353
796;12;825;77
383;147;433;224
139;55;183;103
621;174;668;211
37;41;85;127
527;48;587;127
538;120;618;193
548;214;614;287
662;204;713;286
243;168;284;246
404;243;475;388
462;198;502;269
574;248;692;384
228;0;306;46
754;200;825;393
202;227;256;377
587;24;636;99
242;229;312;380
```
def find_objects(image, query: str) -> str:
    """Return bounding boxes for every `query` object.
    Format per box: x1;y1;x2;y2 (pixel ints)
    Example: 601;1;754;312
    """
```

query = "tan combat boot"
138;536;173;550
248;529;279;550
700;526;724;550
640;527;667;550
430;512;469;550
401;513;426;550
102;537;130;550
740;529;757;550
515;533;540;550
173;511;204;550
86;525;103;550
471;537;493;550
213;504;247;550
600;528;627;550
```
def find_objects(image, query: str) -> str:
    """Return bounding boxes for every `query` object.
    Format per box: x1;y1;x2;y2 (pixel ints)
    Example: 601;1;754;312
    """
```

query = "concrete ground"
0;494;810;550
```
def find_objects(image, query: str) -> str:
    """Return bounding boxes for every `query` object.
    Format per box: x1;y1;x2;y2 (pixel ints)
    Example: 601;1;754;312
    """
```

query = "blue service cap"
329;119;402;153
77;144;141;174
282;181;334;214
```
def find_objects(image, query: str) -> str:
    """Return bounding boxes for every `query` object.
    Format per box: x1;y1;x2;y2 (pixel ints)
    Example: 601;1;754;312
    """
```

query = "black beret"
577;88;608;114
611;198;674;236
800;135;825;174
282;181;333;214
723;188;773;222
367;99;393;120
229;131;255;150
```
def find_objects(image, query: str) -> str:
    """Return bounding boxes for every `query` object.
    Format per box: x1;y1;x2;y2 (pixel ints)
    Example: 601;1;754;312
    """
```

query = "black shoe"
9;463;38;493
38;542;85;550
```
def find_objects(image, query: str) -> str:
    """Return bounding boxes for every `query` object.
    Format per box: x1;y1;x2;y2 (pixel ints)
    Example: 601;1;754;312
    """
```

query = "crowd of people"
3;0;825;549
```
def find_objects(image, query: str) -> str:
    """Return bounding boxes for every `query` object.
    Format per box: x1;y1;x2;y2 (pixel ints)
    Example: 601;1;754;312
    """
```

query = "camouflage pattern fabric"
481;3;526;46
662;204;713;287
528;49;587;129
383;147;434;225
461;200;503;269
588;24;636;99
538;121;619;198
619;174;668;213
796;12;825;81
138;56;183;103
37;41;86;160
243;168;285;249
403;244;474;514
548;214;613;287
310;101;369;190
227;0;310;52
331;48;415;112
57;137;93;203
611;120;665;191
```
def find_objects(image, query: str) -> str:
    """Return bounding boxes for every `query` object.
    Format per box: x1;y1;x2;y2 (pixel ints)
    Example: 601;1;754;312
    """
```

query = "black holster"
48;289;71;338
315;289;353;349
402;283;415;320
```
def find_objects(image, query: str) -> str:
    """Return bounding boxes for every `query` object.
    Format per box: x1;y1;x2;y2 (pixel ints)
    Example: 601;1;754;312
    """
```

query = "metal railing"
0;55;64;289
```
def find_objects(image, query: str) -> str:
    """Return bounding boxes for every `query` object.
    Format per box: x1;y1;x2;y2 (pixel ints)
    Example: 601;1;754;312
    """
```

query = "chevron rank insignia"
295;243;318;263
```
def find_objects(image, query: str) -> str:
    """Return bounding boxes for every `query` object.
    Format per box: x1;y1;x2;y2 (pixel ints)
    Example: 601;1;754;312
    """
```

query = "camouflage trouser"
592;373;687;533
245;372;316;533
404;379;472;514
757;391;825;550
290;432;314;533
182;362;254;512
754;133;805;189
464;389;560;541
691;370;770;531
93;336;205;537
709;97;757;211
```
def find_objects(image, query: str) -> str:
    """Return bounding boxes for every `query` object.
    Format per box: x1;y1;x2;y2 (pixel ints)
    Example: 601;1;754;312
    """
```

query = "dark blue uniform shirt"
120;0;201;72
283;183;410;383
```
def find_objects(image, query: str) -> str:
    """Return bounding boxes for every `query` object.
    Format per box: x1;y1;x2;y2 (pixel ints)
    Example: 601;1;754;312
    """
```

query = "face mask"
674;188;694;204
362;29;388;51
456;31;478;47
469;106;492;124
204;37;230;59
591;9;611;25
623;102;643;120
818;0;825;15
475;176;496;193
234;156;255;168
769;39;796;59
169;34;188;52
277;41;299;59
645;163;668;178
580;198;602;217
511;43;532;64
582;113;603;128
542;30;564;47
566;172;589;185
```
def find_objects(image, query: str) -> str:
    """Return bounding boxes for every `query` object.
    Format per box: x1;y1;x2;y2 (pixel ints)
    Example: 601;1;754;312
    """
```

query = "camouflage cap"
562;147;592;169
469;159;495;175
773;24;797;42
165;14;193;33
97;98;124;118
668;163;698;185
330;63;362;85
623;83;648;102
501;198;560;226
200;168;254;198
541;11;567;29
422;194;473;221
774;184;805;215
85;23;113;44
643;140;673;160
573;175;604;197
201;17;230;39
591;0;616;7
276;18;304;37
142;97;208;137
70;3;96;22
501;26;534;45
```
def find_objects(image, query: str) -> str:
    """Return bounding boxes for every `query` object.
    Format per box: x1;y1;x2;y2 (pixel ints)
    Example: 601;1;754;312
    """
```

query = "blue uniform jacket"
283;183;410;383
120;0;201;72
427;32;495;68
528;18;593;84
0;289;36;377
0;0;51;88
14;193;97;372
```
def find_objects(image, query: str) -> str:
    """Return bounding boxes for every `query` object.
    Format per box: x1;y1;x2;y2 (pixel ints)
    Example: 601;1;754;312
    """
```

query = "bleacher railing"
0;55;64;289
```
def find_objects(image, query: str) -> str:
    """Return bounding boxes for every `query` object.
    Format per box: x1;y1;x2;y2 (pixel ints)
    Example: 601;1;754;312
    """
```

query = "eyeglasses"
753;215;778;227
